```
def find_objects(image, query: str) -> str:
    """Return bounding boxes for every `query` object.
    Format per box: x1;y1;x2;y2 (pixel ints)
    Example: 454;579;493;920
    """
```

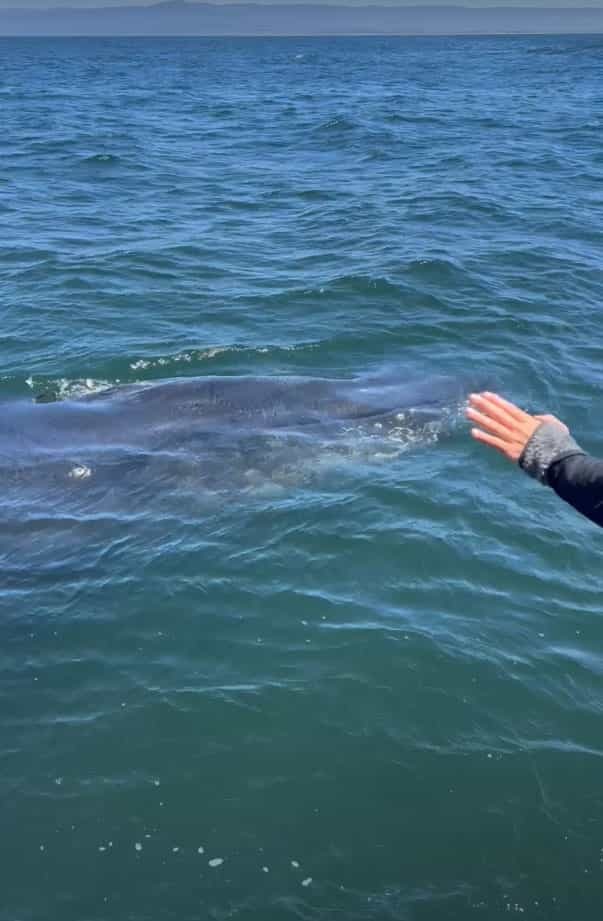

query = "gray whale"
0;372;469;492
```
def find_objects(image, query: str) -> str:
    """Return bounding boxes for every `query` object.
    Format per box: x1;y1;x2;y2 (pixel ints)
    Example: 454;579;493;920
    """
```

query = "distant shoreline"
1;32;602;39
2;3;603;39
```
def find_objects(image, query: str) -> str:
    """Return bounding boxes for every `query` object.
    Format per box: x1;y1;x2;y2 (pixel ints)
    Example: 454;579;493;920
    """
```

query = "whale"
0;371;470;495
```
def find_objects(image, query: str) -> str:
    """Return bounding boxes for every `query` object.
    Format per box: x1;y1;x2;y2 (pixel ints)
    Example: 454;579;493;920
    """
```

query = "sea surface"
1;35;603;921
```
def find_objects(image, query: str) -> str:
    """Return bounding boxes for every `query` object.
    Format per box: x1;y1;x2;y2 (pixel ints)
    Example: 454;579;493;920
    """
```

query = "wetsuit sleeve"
518;421;603;528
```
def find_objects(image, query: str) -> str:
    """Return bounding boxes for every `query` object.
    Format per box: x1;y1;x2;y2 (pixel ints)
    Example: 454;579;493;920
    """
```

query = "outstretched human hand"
466;392;568;463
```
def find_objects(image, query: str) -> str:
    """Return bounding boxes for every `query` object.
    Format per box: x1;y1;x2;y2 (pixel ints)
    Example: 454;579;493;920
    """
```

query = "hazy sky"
3;0;602;8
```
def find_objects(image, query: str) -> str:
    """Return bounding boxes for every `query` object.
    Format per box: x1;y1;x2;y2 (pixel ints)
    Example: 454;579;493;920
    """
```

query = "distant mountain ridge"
1;3;603;37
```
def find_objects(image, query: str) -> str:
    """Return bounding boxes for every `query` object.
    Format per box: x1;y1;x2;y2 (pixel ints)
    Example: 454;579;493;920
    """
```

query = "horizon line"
1;30;602;36
4;2;603;7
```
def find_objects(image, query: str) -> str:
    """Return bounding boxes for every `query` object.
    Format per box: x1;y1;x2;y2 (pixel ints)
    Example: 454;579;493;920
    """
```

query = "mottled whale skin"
0;373;470;492
1;373;466;455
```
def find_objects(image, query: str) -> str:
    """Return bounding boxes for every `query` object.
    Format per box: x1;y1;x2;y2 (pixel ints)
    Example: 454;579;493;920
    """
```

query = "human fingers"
468;392;520;429
465;406;514;441
470;427;515;460
480;392;532;424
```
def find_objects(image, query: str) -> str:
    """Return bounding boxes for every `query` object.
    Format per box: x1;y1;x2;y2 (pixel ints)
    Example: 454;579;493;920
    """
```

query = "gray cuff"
518;421;584;484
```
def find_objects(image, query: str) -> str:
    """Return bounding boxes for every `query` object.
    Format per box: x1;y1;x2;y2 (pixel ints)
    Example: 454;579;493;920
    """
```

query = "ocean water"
1;34;603;921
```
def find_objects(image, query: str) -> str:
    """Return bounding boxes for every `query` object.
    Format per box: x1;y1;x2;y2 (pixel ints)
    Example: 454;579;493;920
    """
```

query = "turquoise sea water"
1;35;603;920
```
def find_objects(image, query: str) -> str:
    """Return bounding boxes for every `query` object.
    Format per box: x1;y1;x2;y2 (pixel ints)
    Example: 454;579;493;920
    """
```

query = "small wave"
76;152;149;173
28;377;114;403
527;41;603;56
79;153;121;165
127;342;319;373
9;343;322;401
382;112;445;126
328;273;405;299
129;351;215;371
313;115;356;133
403;258;467;288
362;148;392;163
295;188;338;202
230;274;408;315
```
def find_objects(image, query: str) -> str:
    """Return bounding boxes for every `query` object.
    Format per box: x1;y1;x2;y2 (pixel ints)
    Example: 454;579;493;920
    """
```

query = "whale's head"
335;372;478;427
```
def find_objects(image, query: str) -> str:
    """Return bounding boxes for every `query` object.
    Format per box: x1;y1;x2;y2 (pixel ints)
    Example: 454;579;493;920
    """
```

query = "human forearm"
519;421;603;527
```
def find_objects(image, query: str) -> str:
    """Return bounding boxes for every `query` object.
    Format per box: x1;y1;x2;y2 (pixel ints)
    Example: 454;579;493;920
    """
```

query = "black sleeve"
518;420;603;529
546;453;603;528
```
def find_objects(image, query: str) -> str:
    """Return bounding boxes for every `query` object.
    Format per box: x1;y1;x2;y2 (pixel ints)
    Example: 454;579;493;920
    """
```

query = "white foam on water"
129;346;233;371
126;341;316;373
49;378;114;400
68;465;92;480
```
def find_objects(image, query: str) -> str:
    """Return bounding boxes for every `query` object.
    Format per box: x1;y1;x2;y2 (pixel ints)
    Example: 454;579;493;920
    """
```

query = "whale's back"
0;372;470;497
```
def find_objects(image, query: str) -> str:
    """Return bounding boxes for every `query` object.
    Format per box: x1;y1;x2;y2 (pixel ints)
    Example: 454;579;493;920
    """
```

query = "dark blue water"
1;35;603;921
